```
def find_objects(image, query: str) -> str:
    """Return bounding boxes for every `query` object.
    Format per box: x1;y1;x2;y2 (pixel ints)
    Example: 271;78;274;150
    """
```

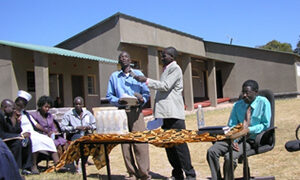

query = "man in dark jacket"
0;99;32;175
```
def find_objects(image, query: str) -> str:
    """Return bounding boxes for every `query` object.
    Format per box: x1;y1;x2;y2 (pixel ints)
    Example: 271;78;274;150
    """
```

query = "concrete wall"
0;46;19;103
119;17;206;57
295;61;300;93
205;41;299;98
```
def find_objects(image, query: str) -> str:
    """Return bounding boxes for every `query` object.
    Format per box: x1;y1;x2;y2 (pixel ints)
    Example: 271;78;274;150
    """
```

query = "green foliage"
258;40;293;52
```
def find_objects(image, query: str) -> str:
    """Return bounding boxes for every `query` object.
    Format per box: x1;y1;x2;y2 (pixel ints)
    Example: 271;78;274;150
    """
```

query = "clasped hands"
76;126;91;131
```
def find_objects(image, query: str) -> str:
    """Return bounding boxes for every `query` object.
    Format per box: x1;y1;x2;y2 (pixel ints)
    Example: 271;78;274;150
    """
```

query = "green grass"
26;98;300;179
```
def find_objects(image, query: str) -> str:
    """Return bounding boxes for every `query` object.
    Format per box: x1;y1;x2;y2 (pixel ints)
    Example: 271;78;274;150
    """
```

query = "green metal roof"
0;40;118;64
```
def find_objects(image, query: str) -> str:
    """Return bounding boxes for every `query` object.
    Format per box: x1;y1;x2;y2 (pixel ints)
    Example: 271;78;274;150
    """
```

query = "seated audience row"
0;90;96;176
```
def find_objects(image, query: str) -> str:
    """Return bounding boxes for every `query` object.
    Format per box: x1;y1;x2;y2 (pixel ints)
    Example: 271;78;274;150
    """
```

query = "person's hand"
84;126;91;130
232;142;240;151
12;110;22;123
118;99;128;105
134;75;147;83
22;132;31;138
134;93;144;104
76;126;86;131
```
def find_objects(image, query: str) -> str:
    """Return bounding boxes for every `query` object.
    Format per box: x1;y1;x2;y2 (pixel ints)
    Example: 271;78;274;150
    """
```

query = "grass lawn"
26;98;300;180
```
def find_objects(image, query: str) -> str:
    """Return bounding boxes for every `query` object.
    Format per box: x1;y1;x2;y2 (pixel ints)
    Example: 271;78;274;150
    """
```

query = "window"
87;75;96;94
27;71;35;92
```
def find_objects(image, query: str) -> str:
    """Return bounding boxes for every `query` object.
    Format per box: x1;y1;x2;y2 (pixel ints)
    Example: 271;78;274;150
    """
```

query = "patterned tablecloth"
46;124;243;173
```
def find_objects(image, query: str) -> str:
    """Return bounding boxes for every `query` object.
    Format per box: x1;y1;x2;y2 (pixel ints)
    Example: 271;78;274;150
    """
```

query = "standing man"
206;80;271;180
135;47;196;180
106;51;151;180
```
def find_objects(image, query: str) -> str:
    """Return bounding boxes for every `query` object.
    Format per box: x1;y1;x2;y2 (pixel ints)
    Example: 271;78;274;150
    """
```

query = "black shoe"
21;169;32;175
185;176;196;180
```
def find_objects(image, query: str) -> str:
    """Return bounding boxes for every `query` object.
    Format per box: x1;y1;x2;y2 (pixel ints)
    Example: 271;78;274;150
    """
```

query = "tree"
258;40;293;52
294;36;300;54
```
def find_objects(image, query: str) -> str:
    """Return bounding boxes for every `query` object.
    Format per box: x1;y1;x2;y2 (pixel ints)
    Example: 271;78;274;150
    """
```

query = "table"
46;125;248;180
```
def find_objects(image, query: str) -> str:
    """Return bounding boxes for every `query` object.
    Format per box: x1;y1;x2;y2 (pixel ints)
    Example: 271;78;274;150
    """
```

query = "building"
1;12;300;110
0;40;117;110
57;12;300;110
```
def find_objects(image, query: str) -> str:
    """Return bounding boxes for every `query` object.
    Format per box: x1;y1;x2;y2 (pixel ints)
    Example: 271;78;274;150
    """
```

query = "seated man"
60;96;96;171
0;99;32;175
60;96;96;141
285;124;300;152
206;80;271;180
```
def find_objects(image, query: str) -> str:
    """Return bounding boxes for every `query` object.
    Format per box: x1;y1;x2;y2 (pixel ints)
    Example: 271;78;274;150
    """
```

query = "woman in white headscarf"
15;90;59;174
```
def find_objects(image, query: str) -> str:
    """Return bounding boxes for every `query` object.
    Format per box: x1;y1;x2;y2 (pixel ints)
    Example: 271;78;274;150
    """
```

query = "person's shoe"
125;174;137;180
167;176;184;180
21;169;32;175
31;169;40;175
86;160;94;166
31;166;40;175
185;176;196;180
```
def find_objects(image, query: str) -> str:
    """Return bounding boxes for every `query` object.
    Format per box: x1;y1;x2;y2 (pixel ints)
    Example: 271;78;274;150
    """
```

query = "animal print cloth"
46;124;243;172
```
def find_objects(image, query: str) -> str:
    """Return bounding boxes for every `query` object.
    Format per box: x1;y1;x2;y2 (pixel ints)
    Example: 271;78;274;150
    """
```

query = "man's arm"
0;115;21;139
138;71;150;105
60;113;75;132
106;75;120;106
227;103;239;128
147;66;181;91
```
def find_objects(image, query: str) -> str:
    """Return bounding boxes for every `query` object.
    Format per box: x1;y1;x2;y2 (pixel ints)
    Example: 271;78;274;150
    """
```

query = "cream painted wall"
119;18;206;57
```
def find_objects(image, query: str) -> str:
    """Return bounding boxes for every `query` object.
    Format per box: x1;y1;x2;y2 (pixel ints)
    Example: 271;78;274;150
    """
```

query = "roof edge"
56;12;204;47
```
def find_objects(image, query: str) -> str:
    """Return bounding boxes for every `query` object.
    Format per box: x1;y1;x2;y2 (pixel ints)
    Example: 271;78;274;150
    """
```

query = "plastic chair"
237;89;276;180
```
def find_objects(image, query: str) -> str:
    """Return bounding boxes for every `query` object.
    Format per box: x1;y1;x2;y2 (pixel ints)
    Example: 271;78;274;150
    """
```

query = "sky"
1;0;300;49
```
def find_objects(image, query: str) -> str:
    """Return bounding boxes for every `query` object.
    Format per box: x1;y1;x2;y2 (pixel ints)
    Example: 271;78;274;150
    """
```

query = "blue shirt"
106;69;150;107
228;96;271;140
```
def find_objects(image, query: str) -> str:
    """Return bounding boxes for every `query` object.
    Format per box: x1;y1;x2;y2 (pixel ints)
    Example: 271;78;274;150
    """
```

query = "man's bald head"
1;99;15;116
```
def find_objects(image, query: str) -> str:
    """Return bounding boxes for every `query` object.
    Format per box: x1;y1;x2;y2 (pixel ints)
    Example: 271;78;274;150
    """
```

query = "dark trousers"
121;107;150;180
285;140;300;152
206;141;251;180
5;138;33;170
162;118;196;179
0;139;23;180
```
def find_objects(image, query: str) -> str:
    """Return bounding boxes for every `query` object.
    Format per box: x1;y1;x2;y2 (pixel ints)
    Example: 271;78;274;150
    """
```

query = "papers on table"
198;126;230;135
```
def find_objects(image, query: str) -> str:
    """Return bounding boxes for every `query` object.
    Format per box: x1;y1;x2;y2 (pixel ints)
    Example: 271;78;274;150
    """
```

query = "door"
49;74;64;106
71;75;84;100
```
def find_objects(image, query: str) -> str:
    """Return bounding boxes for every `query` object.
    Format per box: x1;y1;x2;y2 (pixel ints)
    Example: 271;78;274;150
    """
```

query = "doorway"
71;75;84;100
216;70;223;98
49;74;64;106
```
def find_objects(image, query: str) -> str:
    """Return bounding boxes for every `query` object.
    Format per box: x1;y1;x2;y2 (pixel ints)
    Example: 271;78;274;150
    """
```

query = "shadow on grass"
87;171;167;179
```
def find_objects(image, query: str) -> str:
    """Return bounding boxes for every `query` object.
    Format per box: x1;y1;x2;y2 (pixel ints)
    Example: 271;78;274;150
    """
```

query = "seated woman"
15;91;60;174
30;96;69;157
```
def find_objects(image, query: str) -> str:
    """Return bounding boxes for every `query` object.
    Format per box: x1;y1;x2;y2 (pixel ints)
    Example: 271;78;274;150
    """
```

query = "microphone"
129;69;136;78
22;137;29;147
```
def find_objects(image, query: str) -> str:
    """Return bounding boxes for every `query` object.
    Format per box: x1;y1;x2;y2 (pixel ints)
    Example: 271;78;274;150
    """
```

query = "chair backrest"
296;124;300;140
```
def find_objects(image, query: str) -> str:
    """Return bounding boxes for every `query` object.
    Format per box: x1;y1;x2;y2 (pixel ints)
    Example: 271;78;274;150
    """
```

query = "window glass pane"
87;75;95;94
